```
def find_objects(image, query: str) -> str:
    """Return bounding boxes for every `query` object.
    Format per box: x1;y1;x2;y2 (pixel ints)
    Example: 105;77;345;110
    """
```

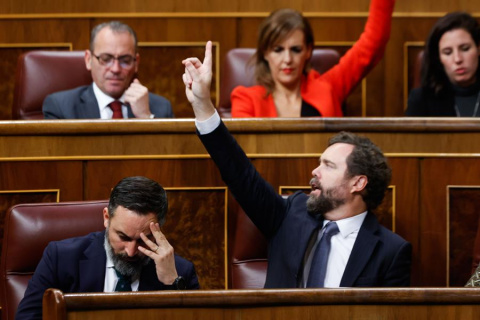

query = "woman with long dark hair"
406;12;480;117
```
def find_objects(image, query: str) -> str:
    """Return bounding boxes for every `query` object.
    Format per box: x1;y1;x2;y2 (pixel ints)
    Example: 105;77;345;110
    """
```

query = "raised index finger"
203;41;213;70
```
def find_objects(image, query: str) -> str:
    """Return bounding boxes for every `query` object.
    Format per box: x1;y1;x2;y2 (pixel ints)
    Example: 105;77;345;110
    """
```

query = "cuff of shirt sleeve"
195;110;221;135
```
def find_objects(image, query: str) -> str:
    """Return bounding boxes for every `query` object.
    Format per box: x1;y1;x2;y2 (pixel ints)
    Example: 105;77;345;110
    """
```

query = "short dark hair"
422;12;480;95
254;8;314;93
108;176;168;225
328;131;391;211
90;21;138;52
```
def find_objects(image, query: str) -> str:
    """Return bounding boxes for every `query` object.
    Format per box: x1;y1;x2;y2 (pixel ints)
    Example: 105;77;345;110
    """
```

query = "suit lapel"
76;85;101;119
78;231;107;292
340;212;379;287
296;214;323;276
290;197;323;283
126;104;135;118
138;260;163;290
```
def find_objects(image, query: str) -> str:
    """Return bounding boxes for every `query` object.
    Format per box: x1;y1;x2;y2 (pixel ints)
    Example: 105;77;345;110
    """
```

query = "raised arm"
323;0;396;100
183;42;288;238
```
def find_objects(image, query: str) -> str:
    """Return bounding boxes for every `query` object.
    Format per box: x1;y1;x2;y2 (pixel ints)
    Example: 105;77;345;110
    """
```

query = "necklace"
454;91;480;117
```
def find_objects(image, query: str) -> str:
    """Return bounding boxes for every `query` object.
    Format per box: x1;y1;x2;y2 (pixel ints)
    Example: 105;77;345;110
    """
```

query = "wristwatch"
173;276;186;290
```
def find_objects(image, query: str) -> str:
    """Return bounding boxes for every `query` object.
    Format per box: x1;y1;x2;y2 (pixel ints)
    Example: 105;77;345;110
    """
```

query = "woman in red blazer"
231;0;395;118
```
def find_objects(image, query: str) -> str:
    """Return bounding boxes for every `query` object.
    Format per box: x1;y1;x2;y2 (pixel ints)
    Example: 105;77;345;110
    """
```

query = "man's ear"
351;175;368;193
85;50;92;71
103;207;109;228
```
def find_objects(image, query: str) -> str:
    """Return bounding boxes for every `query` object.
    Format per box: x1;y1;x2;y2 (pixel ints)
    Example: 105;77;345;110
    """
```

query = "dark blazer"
199;121;411;288
15;231;199;320
406;87;456;116
42;85;174;119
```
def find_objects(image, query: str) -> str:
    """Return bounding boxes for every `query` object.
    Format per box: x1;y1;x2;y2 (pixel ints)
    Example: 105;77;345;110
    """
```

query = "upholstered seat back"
229;201;268;289
0;200;107;320
13;50;92;119
218;48;340;117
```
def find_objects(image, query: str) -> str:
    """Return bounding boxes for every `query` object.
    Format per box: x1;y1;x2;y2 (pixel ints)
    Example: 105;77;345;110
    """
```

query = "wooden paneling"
44;288;480;320
3;0;480;14
389;158;421;284
82;160;223;191
0;161;83;199
0;20;90;46
163;188;226;289
137;43;219;118
449;187;480;287
420;159;480;287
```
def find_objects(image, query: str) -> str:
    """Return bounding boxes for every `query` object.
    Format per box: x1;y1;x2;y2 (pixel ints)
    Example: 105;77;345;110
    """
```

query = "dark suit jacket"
42;85;174;119
199;121;411;288
406;87;456;116
15;231;199;320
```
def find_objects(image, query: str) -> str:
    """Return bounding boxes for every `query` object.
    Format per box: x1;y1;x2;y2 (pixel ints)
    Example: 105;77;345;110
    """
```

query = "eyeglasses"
92;53;136;69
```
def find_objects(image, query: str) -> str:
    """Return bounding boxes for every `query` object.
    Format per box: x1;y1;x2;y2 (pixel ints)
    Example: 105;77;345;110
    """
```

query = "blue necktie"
307;221;339;288
114;268;132;292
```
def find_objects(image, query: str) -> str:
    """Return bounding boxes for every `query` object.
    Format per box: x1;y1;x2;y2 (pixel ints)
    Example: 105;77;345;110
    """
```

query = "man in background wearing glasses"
43;21;174;119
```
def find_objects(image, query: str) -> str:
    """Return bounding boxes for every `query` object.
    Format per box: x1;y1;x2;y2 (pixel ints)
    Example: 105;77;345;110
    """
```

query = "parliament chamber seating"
217;48;340;117
0;200;107;320
12;50;92;120
0;197;270;319
229;201;268;289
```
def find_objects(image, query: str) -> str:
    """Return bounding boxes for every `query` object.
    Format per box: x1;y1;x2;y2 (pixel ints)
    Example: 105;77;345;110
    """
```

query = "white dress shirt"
104;252;140;292
302;212;367;288
92;82;128;119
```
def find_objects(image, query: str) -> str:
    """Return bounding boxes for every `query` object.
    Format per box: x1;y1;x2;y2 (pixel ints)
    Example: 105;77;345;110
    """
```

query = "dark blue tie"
114;268;132;292
307;221;339;288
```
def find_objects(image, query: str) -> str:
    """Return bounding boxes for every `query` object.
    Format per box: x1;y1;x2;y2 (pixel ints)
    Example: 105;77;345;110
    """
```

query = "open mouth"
310;178;322;193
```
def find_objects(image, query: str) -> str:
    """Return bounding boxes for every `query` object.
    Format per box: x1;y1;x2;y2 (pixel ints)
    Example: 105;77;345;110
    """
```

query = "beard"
104;227;150;278
306;177;346;218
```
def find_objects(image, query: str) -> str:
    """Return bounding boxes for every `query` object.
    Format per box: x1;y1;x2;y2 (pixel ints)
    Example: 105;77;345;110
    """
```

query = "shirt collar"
92;82;125;111
105;248;115;269
323;211;367;238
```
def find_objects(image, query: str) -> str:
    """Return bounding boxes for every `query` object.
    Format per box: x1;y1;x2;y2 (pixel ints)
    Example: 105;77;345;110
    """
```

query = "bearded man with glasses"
43;21;174;119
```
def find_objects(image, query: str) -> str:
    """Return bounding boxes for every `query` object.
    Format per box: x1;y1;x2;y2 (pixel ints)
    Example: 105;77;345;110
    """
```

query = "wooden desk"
2;118;480;287
2;118;480;157
43;288;480;320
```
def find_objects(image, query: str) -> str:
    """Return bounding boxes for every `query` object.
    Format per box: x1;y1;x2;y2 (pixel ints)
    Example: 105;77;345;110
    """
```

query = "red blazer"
231;0;395;118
